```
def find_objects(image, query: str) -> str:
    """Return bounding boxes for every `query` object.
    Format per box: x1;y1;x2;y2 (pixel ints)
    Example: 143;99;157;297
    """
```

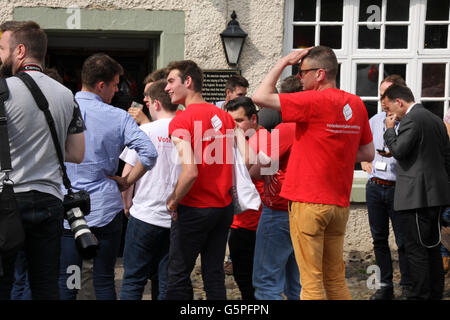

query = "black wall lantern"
220;11;247;67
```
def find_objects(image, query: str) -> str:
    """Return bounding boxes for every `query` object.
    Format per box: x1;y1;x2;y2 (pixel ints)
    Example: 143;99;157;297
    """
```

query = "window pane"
426;0;449;21
357;64;379;97
424;25;448;49
294;0;316;21
359;0;382;22
384;64;407;80
363;100;378;121
422;64;446;97
385;26;408;49
422;101;444;119
358;26;380;49
320;26;342;49
321;0;343;21
386;0;410;21
293;26;315;48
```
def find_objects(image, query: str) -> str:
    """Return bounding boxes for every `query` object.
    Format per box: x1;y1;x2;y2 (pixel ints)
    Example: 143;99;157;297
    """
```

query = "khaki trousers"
288;202;352;300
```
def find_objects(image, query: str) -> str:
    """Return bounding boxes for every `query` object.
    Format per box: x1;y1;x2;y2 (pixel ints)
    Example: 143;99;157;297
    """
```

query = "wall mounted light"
220;11;247;67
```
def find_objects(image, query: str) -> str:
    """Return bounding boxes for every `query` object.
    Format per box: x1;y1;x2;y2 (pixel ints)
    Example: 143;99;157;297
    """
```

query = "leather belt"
370;177;395;186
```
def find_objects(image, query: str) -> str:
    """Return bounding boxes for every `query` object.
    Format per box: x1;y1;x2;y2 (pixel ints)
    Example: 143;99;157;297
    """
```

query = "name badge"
374;161;387;172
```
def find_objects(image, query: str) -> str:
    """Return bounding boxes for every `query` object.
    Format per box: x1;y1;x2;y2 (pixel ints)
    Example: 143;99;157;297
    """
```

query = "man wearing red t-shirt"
225;96;271;300
252;46;374;300
251;122;302;301
163;60;237;300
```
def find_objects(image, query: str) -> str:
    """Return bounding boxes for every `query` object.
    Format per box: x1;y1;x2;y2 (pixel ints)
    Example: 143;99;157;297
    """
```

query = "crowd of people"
0;20;449;301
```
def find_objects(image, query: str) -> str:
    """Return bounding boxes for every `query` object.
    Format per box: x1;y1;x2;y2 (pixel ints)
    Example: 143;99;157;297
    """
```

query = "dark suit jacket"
384;104;450;211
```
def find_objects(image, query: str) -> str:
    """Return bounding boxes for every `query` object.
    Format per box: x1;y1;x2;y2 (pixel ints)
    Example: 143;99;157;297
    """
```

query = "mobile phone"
376;149;385;153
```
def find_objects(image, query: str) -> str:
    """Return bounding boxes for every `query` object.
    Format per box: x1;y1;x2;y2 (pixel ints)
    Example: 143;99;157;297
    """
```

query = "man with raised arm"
252;46;374;300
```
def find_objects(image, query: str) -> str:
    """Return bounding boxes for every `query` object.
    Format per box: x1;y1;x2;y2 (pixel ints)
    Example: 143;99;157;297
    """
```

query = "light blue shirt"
64;91;158;228
368;111;398;181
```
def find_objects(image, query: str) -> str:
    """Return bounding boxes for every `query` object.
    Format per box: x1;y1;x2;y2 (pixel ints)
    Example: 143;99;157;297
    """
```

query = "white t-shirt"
120;118;181;228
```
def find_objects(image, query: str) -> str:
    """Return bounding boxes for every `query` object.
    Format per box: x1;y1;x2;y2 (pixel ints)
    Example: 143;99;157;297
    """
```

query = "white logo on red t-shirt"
211;115;223;132
343;104;353;121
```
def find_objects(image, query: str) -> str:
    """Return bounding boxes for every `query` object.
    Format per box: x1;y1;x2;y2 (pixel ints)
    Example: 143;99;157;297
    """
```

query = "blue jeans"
120;215;170;300
253;205;301;300
10;250;32;300
157;253;169;300
0;191;63;300
59;211;123;300
366;181;410;287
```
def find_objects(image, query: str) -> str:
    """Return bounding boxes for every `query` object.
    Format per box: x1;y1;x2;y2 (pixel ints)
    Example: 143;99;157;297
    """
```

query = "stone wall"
0;0;285;94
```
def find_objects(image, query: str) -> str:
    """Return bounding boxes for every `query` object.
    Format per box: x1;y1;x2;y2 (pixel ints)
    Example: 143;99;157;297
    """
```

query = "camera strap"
0;77;12;176
14;72;73;192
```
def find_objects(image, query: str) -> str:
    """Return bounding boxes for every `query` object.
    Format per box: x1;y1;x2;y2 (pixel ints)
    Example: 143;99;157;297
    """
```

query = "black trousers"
399;207;444;300
228;227;256;300
165;204;233;300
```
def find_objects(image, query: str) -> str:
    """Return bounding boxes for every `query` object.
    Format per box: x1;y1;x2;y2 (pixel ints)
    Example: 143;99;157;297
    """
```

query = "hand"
385;114;397;129
123;208;130;219
166;194;178;221
282;47;314;66
108;175;131;192
360;161;373;173
128;107;150;125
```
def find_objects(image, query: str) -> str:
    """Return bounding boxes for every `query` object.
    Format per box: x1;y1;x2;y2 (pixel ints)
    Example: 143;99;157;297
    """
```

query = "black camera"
63;190;99;259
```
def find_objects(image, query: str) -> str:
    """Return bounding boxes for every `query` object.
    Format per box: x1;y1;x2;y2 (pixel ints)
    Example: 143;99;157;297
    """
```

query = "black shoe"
370;286;394;300
398;286;411;300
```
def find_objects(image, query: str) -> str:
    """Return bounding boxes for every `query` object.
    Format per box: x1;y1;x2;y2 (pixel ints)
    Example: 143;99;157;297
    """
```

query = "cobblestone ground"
109;203;450;300
112;253;449;300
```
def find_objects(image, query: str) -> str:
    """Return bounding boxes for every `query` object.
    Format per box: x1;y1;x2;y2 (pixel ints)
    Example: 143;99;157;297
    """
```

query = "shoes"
398;285;411;300
224;261;233;275
370;285;394;300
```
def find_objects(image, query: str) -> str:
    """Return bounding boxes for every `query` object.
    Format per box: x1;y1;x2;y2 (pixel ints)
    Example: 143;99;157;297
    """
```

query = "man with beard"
0;21;85;299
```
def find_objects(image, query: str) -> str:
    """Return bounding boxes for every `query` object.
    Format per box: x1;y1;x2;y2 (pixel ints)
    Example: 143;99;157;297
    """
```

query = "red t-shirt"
231;127;271;231
168;103;236;208
262;122;296;211
279;88;373;207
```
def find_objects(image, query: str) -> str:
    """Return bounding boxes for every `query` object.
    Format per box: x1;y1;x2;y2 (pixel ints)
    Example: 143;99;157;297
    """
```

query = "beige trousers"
288;202;352;300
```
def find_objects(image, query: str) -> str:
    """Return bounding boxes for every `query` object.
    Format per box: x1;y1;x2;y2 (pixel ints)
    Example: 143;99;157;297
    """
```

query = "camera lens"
65;207;98;259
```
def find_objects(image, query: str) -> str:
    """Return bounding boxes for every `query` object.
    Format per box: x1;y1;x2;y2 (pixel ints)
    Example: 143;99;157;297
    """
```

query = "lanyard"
18;64;43;73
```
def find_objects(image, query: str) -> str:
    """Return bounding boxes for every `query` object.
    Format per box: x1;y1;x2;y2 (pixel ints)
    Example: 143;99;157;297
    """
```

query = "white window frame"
418;59;450;116
352;0;415;55
282;0;352;80
283;0;450;177
419;0;450;55
352;61;412;112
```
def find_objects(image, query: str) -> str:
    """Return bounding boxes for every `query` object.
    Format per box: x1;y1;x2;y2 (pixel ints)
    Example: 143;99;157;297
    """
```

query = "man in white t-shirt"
118;79;181;300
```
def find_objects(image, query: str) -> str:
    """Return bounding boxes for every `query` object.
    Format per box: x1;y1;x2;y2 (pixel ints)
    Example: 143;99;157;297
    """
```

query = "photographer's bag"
0;77;26;276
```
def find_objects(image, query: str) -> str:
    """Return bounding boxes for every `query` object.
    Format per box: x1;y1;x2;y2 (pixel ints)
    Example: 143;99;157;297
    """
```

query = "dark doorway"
45;32;156;111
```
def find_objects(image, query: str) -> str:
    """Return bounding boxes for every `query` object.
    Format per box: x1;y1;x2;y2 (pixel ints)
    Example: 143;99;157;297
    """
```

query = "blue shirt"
64;91;158;228
368;112;397;181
